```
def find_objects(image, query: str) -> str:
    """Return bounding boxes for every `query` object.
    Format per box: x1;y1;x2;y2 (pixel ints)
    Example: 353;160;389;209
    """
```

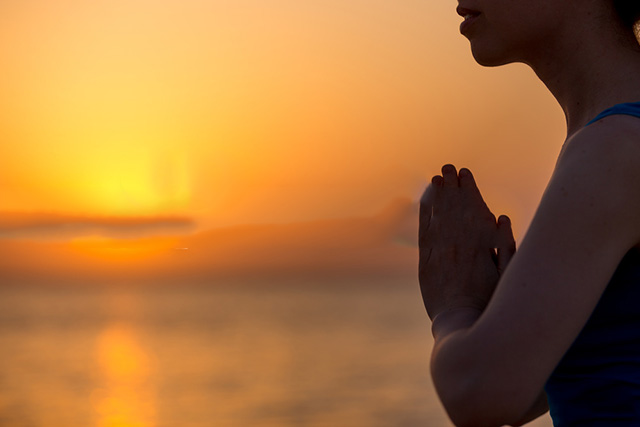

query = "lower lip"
460;14;480;35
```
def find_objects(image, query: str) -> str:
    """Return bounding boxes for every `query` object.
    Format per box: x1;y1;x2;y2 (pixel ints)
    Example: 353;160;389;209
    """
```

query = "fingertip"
431;175;444;186
441;164;457;175
420;183;435;204
458;167;476;188
497;215;516;248
498;215;511;225
441;164;459;187
459;167;472;178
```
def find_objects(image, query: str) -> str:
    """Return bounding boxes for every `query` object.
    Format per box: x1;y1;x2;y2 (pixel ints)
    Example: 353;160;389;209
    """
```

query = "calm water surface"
0;281;553;426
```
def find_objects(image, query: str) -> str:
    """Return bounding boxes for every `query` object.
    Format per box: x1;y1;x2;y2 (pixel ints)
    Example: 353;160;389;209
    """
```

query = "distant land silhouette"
0;198;418;285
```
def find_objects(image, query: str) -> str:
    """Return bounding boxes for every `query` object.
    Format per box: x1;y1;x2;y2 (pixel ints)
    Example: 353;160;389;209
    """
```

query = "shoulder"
560;114;640;173
519;113;640;280
549;115;640;243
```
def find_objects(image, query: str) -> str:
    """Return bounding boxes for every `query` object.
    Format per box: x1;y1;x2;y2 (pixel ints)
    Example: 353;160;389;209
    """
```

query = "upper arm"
432;116;640;424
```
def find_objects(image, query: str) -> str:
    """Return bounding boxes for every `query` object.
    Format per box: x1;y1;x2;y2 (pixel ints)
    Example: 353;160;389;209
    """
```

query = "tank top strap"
586;102;640;126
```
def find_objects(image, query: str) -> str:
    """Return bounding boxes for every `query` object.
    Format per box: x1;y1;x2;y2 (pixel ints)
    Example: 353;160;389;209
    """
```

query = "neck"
525;26;640;138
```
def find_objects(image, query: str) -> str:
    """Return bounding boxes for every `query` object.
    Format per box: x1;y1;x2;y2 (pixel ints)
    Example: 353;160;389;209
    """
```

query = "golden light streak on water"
92;322;156;427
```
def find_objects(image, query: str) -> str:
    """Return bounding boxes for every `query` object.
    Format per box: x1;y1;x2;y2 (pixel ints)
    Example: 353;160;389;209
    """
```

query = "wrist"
431;307;482;341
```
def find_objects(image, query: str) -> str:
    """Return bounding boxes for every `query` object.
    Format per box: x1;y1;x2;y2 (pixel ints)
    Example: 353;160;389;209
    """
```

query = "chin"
469;43;517;67
471;52;513;67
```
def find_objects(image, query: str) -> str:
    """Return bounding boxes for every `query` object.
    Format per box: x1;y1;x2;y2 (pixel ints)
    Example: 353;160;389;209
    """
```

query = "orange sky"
0;0;567;283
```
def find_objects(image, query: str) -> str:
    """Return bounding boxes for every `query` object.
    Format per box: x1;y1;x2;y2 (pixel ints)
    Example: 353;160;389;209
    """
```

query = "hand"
419;165;516;320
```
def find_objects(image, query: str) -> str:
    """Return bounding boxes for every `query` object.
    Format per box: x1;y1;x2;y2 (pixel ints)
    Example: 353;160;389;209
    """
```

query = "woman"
419;1;640;426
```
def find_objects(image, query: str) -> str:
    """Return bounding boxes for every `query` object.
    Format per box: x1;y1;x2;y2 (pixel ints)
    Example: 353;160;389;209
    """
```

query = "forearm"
431;308;498;426
430;308;540;427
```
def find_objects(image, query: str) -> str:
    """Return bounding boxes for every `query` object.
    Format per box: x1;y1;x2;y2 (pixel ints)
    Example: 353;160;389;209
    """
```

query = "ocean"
0;281;553;426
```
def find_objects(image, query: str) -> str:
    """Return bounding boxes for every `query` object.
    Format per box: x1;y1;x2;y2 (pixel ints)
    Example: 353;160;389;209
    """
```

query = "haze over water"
0;281;553;426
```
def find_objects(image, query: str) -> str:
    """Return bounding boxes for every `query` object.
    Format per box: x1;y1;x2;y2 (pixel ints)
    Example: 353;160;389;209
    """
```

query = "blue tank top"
545;102;640;426
586;102;640;126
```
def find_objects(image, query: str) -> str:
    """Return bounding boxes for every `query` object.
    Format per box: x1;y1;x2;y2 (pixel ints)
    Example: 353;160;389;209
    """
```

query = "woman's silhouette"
419;1;640;425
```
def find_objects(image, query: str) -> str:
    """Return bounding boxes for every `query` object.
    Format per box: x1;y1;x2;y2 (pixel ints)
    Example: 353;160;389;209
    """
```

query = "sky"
0;0;568;283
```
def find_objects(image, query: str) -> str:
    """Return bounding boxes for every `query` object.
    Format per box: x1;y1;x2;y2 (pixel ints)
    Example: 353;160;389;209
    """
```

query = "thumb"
496;215;516;275
418;181;439;248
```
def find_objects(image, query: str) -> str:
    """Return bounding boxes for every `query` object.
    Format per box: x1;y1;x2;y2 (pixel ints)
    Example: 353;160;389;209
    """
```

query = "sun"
74;145;192;217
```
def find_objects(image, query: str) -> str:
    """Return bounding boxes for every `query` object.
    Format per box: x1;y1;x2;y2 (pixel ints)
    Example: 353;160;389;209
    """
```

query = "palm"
419;165;515;319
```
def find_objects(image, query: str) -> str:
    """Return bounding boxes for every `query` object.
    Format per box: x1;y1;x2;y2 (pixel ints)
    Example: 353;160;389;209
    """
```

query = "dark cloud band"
0;212;196;239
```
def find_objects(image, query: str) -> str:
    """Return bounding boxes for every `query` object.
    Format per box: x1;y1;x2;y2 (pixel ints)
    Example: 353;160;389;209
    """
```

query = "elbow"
438;386;529;427
442;399;522;427
433;367;534;427
430;328;545;426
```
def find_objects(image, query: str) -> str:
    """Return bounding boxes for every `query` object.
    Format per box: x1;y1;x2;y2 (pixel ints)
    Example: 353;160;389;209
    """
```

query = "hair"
614;0;640;30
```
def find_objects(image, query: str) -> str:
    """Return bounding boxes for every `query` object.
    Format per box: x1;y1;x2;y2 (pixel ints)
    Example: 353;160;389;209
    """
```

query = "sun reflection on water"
93;323;156;427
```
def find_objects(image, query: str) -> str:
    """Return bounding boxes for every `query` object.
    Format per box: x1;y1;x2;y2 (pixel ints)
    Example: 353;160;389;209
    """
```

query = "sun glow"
1;0;566;283
69;236;180;261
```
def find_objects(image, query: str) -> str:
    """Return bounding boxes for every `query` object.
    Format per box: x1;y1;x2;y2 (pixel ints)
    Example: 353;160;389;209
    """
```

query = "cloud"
0;198;419;284
0;212;196;240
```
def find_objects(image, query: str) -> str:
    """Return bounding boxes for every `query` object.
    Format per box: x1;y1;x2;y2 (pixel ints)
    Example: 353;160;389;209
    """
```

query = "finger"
430;174;445;217
496;215;516;274
459;167;494;210
458;167;475;187
418;245;433;281
458;167;482;198
441;164;459;187
419;183;438;247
